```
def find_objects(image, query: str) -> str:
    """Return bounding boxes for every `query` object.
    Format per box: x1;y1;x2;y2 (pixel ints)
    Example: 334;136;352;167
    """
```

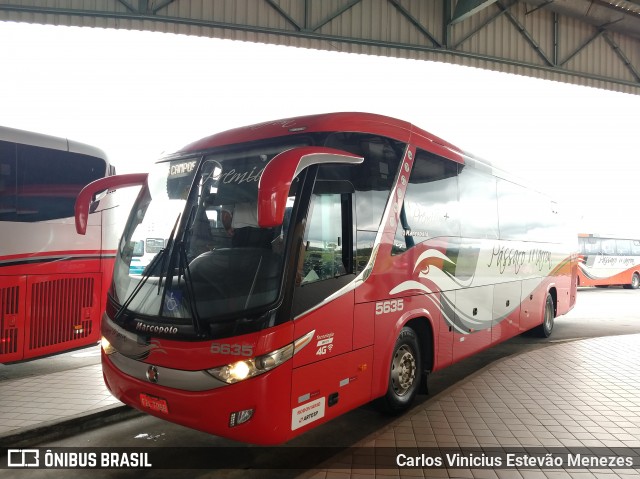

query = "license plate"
140;393;169;414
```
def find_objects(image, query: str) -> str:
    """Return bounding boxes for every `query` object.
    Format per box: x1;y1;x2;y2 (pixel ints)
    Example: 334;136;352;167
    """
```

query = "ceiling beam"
451;0;499;24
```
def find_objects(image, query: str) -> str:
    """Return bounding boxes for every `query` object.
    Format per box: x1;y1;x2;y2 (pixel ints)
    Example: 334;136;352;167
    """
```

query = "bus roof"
172;112;469;165
166;112;535;189
579;233;640;240
0;125;108;160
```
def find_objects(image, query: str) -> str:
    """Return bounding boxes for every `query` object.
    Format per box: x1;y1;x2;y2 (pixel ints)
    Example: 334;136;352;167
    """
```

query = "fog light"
229;409;254;427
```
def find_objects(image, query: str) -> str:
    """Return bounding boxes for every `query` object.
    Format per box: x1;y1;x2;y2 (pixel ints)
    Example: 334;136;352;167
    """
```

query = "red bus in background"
0;126;116;363
577;233;640;289
76;113;577;444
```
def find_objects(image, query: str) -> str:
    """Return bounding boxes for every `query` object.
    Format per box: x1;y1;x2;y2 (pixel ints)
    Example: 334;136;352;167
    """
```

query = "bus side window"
584;236;601;254
458;166;498;240
0;140;17;219
616;239;632;256
323;132;404;273
300;192;346;285
292;174;355;317
393;150;460;254
601;238;616;255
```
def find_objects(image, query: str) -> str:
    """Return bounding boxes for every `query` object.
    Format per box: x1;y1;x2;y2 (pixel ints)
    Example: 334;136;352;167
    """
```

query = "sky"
1;20;639;237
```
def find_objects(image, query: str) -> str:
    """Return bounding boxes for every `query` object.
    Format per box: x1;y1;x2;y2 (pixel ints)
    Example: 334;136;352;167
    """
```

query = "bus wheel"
378;327;421;414
623;273;639;290
533;294;555;338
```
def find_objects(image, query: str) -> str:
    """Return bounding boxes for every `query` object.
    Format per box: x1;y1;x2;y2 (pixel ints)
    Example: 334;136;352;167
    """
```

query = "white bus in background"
577;233;640;289
0;125;117;362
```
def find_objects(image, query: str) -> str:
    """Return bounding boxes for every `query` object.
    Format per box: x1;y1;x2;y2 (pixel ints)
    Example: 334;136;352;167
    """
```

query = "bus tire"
377;327;421;414
623;273;639;290
533;294;555;338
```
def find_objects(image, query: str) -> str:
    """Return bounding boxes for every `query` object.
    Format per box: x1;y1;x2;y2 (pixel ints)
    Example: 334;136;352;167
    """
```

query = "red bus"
75;113;577;444
577;233;640;289
0;126;116;363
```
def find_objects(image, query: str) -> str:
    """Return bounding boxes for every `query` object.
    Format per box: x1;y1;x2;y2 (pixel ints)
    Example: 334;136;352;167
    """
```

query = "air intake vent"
0;285;19;355
29;277;95;350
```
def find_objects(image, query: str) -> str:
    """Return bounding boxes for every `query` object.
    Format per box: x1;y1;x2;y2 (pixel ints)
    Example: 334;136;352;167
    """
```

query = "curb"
0;405;142;448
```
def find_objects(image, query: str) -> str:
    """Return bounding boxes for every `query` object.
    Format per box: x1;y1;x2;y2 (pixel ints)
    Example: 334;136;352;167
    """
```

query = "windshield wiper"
114;215;180;324
157;214;181;295
114;243;168;323
158;204;194;318
177;242;204;336
157;206;205;336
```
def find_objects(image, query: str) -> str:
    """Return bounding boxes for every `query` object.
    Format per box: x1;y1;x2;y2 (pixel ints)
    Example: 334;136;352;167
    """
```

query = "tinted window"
496;180;557;241
497;180;530;240
292;166;356;316
617;239;632;255
579;237;601;254
579;237;640;255
458;166;498;239
0;140;106;222
601;238;616;255
0;141;16;218
323;133;403;270
393;150;459;254
299;191;346;285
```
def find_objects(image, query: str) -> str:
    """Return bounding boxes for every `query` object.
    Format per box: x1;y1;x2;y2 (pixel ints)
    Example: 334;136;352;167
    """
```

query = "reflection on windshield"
113;146;300;323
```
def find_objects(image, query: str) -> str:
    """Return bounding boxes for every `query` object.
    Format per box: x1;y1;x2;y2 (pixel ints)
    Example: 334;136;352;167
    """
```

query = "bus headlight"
207;330;315;384
227;360;251;381
100;336;117;355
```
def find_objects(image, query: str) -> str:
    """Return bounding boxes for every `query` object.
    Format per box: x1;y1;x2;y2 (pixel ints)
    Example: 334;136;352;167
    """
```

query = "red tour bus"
75;113;577;444
577;233;640;289
0;126;116;363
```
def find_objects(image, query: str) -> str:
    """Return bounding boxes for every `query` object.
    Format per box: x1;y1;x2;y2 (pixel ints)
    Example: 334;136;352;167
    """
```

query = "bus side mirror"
257;146;363;228
75;173;148;235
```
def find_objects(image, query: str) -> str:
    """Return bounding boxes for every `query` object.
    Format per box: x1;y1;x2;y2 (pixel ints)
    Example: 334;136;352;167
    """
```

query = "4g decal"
315;333;334;356
375;299;404;315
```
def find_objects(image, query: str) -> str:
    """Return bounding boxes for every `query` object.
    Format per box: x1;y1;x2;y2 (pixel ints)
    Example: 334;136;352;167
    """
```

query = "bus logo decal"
135;322;179;335
146;365;159;384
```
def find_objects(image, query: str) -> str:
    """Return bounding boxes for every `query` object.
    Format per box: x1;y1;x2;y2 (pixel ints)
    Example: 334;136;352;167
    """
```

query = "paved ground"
0;363;120;437
1;334;639;478
302;334;640;478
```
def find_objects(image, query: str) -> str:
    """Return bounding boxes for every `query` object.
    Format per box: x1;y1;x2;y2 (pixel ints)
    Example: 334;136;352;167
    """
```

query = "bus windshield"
113;141;302;326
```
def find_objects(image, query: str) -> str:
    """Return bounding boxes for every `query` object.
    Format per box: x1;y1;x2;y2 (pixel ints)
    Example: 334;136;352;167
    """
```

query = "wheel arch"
626;270;640;289
547;286;558;317
404;316;433;394
372;309;435;400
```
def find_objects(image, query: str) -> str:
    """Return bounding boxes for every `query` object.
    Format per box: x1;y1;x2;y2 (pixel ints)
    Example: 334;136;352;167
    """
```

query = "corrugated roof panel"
0;0;638;93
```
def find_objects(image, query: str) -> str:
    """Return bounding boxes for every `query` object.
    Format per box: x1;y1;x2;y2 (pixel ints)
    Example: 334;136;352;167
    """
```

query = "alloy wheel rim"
391;345;416;396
